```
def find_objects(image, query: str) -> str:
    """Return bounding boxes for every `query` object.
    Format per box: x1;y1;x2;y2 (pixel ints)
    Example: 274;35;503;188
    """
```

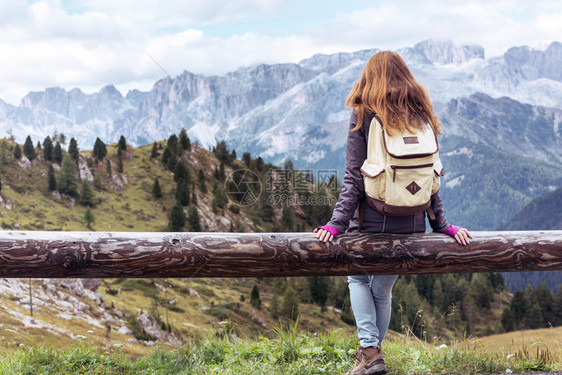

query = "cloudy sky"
0;0;560;104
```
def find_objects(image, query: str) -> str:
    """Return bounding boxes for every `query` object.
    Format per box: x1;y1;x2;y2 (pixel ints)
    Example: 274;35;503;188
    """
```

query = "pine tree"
526;303;543;329
308;276;329;309
43;136;53;161
118;135;127;151
198;169;207;193
284;159;294;171
188;206;201;232
270;293;279;319
167;134;179;156
432;278;445;313
173;160;190;183
169;204;186;231
13;144;21;159
58;155;79;197
259;190;275;222
470;273;493;309
84;208;94;229
179;128;191;151
256;156;264;172
214;140;229;163
106;159;112;175
36;141;41;149
79;180;95;207
191;191;197;205
501;307;515;332
162;147;172;166
167;154;177;171
23;136;36;161
54;132;66;145
219;162;225;181
151;142;158;158
68;138;79;163
92;137;107;161
250;285;261;310
293;278;312;303
212;182;228;210
554;286;562;326
282;206;295;231
273;277;288;295
533;282;555;325
281;285;299;321
53;142;63;164
175;180;190;206
340;294;355;325
47;165;57;191
0;141;9;165
116;149;124;173
152;178;163;198
0;176;2;193
242;152;251;167
524;284;534;304
510;290;528;328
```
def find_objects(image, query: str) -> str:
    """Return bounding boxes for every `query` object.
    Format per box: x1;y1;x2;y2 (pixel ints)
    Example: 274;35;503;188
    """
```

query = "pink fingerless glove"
444;224;460;237
316;225;342;237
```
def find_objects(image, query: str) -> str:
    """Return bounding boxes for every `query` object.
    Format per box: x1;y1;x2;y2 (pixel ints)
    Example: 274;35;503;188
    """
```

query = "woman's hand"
313;227;334;243
444;224;472;245
454;227;472;246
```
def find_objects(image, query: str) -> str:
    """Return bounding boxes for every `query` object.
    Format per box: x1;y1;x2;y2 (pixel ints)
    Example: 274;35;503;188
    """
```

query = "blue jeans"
348;274;398;348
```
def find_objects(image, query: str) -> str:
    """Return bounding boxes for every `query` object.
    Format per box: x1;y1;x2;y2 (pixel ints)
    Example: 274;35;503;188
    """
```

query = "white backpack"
360;115;443;219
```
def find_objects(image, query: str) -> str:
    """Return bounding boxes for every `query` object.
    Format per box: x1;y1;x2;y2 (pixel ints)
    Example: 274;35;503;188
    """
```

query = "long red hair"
346;51;442;135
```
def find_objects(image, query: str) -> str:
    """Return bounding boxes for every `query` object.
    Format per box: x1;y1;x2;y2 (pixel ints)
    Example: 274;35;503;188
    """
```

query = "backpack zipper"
391;163;434;182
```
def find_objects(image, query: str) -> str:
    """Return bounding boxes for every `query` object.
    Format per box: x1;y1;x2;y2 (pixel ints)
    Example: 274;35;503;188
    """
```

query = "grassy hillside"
0;134;556;364
0;135;358;356
0;140;254;232
1;328;560;374
479;326;562;355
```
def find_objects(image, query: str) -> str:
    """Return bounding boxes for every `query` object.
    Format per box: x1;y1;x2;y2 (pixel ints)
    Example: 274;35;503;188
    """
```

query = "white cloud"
0;0;560;104
65;0;285;30
312;0;562;57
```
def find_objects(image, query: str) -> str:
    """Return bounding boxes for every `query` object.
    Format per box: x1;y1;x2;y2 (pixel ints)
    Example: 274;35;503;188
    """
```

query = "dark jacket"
326;110;451;234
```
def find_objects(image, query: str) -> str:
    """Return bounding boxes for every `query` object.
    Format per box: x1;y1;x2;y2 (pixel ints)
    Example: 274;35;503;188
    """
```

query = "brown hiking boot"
345;345;387;375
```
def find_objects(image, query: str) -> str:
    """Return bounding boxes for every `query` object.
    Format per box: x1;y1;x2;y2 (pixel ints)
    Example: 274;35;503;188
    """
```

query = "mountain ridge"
2;40;562;152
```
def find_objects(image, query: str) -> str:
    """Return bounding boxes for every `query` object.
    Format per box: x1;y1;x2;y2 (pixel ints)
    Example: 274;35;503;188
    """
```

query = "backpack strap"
358;197;365;232
426;205;436;221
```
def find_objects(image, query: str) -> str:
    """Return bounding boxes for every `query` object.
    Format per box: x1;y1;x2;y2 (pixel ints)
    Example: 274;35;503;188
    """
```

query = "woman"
314;51;471;375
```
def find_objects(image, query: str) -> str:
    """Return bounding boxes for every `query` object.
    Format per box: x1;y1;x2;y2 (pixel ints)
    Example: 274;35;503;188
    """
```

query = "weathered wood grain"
0;231;560;278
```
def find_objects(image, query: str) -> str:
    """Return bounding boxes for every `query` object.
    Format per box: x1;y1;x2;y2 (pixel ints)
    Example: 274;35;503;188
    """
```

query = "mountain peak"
298;49;377;72
503;41;562;81
99;84;123;99
413;39;485;64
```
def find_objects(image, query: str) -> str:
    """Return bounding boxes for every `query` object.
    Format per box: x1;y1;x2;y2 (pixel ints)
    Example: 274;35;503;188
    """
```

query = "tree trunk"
0;230;560;278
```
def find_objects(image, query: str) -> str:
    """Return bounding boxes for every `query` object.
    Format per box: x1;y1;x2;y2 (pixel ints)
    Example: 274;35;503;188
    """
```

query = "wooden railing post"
0;230;560;278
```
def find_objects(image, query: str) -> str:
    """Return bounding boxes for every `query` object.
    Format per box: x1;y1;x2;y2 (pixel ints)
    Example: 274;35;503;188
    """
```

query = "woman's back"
326;109;449;235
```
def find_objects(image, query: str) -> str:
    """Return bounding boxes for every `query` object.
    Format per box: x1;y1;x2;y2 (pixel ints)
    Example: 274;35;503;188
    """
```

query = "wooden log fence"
0;230;560;278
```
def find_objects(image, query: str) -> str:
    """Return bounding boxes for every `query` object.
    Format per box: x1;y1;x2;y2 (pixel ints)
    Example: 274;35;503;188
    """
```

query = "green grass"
0;328;559;374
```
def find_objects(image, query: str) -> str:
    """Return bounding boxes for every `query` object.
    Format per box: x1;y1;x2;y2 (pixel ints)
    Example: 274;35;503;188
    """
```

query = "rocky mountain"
2;40;562;152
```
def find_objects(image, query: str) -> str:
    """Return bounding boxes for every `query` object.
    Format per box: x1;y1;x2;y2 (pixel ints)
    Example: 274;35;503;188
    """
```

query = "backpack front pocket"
386;163;434;208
